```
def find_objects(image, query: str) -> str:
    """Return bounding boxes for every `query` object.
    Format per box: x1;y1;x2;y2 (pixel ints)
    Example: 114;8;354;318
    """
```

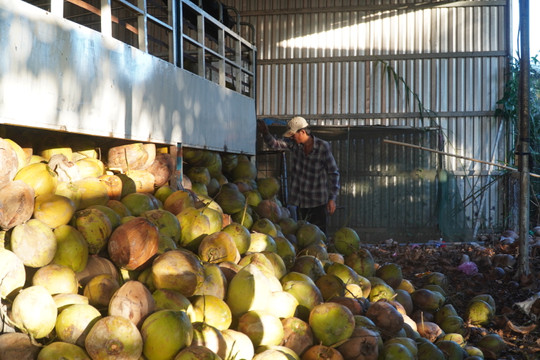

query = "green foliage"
495;55;540;168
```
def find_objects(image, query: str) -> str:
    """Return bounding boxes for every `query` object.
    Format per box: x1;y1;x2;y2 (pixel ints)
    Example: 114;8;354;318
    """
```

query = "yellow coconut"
4;138;30;171
0;248;26;299
55;181;83;210
40;146;73;161
74;177;109;209
198;232;240;264
14;162;58;196
83;273;120;310
237;310;284;347
151;249;205;298
33;193;76;229
55;304;102;346
225;264;272;317
75;157;105;179
193;262;228;300
53;293;89;312
10;218;57;268
190;295;232;331
32;263;79;295
11;285;57;339
221;329;255;360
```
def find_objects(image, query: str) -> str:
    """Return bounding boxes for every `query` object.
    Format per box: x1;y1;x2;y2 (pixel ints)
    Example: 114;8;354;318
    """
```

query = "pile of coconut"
0;137;505;360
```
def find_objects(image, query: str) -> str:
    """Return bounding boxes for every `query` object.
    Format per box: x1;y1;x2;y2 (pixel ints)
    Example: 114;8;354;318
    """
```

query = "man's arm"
325;144;340;215
257;119;290;150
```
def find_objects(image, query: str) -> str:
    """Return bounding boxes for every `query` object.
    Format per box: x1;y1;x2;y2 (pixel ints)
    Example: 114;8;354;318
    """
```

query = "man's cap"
283;116;309;137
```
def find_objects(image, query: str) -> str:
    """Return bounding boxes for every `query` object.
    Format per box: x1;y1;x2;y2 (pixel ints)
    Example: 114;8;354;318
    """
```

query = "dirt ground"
367;235;540;360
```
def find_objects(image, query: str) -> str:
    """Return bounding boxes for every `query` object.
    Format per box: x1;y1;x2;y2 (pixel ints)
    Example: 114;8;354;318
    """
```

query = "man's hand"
327;199;336;215
257;119;269;135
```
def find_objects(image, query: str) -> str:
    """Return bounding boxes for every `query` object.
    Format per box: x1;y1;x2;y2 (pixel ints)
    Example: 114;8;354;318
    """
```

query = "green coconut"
385;337;418;358
244;189;263;207
163;189;195;215
121;192;158;216
466;299;494;327
411;288;445;312
435;303;459;324
226;264;273;316
381;342;414;360
315;274;346;301
72;208;112;255
375;263;403;289
231;158;257;181
435;340;467;360
282;280;324;321
177;207;211;251
151;249;205;297
141;310;193;360
174;345;221;360
439;315;467;336
274;236;297;270
289;255;326;282
37;342;91;360
186;166;211;185
344;248;376;277
251;218;278;237
417;341;446;360
222;222;251;255
476;333;505;358
140;209;181;243
190;295;232;331
325;262;360;286
295;223;326;249
368;279;395;302
308;302;355;346
332;227;361;256
256;177;280;200
248;232;277;253
278;217;299;235
215;183;246;215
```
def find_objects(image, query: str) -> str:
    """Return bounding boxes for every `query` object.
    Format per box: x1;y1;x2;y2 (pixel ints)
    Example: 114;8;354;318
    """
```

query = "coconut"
14;162;58;196
261;251;288;279
416;321;443;342
274;236;297;270
421;271;448;291
435;303;459;324
0;180;35;231
237;310;284;347
75;157;105;178
325;262;360;286
73;178;109;209
73;208;112;255
85;315;143;359
279;317;314;356
32;264;78;295
279;217;298;235
381;342;414;359
215;183;246;215
337;327;380;360
417;341;445;360
0;138;18;188
397;279;416;293
98;174;123;200
121;192;158;216
218;261;242;283
0;333;40;360
315;274;346;301
3;138;28;171
343;248;376;278
466;299;494;327
308;302;354;346
255;199;283;223
302;345;343;360
290;255;326;282
332;227;360;256
248;232;277;253
108;280;155;327
88;204;122;230
435;340;467;359
222;222;251;255
10;218;57;267
0;248;26;298
244;189;263;207
11;285;57;339
52;293;89;312
190;295;232;330
253;348;299;360
221;153;239;174
294;223;325;249
140;310;193;359
264;291;299;319
147;153;174;187
83;273;120;310
37;342;91;360
256;177;280;200
55;181;83;210
76;255;119;287
151;249;204;297
186;166;211;185
152;288;194;315
411;288;445;313
200;206;223;234
225;264;272;317
222;329;255;360
394;289;414;315
107;143;152;171
298;243;329;262
365;300;404;337
470;294;496;313
108;217;159;271
154;184;174;204
282;279;324;321
174;345;221;360
176;207;212;251
55;304;102;346
193;262;228;299
439;315;467;336
163;190;195;215
191;322;227;358
252;218;278;237
375;263;403;289
231;158;257;181
231;209;253;229
368;279;395;302
238;253;278;280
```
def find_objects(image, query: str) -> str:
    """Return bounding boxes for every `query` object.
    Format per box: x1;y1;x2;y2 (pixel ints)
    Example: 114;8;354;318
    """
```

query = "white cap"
283;116;309;137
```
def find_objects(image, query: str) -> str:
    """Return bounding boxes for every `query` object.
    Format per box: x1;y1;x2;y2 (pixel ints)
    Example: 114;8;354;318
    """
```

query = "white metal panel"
0;0;256;154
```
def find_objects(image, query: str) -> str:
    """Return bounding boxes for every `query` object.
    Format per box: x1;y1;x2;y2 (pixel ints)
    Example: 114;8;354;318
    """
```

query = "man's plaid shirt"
262;132;340;209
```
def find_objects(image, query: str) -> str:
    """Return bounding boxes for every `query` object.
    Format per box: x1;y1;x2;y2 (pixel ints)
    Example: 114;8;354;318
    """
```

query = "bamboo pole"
518;0;531;277
383;139;540;178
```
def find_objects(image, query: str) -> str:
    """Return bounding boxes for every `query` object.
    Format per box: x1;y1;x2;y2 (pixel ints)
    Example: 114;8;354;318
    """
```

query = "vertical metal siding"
225;0;509;241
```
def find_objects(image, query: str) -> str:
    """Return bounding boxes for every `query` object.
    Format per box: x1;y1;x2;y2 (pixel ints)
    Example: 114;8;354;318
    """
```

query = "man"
257;116;340;234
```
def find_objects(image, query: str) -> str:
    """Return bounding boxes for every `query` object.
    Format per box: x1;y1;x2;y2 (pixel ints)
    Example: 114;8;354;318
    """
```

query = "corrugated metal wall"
225;0;511;242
